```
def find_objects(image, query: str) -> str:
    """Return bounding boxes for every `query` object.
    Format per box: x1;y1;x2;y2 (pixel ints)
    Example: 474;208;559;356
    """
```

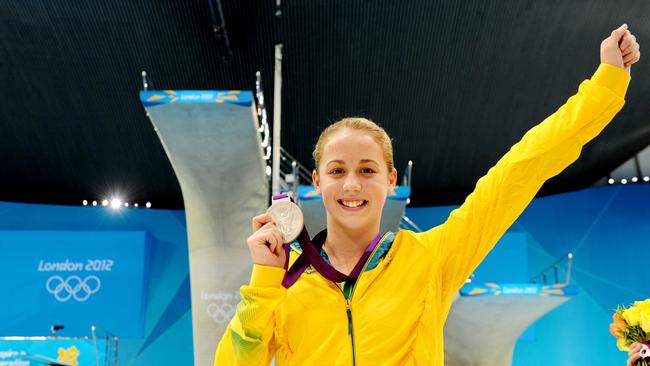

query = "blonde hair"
313;117;394;172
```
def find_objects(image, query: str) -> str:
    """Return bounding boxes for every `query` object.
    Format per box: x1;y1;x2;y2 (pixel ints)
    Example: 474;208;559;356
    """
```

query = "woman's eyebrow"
326;159;379;166
359;159;379;165
326;159;346;166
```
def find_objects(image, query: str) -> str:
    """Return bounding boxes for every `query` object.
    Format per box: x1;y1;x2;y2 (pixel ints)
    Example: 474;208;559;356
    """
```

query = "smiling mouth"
337;199;368;208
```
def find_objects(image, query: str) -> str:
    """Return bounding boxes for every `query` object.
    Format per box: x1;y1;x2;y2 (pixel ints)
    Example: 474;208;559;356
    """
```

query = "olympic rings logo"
46;275;101;302
207;302;236;324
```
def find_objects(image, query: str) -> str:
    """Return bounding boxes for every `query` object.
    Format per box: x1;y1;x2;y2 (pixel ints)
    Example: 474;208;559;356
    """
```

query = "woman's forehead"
322;132;383;160
324;129;381;149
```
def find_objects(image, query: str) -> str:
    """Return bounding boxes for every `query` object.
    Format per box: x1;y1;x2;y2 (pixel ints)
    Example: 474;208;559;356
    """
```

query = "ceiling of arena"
2;0;649;208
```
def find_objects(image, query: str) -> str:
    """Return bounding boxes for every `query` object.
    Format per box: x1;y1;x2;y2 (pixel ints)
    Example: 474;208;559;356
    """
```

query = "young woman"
215;25;641;366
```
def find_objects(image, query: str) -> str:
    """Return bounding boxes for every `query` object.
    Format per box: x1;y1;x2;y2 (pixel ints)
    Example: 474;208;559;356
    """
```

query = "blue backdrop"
0;230;149;337
0;184;647;365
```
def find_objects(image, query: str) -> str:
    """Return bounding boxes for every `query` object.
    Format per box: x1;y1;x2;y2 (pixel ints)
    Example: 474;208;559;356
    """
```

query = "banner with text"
0;231;149;337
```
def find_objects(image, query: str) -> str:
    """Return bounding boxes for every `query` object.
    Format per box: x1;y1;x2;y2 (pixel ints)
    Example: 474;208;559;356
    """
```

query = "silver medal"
266;200;304;243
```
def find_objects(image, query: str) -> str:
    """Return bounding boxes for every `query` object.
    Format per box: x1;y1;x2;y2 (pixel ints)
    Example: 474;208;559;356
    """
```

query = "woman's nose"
343;175;361;192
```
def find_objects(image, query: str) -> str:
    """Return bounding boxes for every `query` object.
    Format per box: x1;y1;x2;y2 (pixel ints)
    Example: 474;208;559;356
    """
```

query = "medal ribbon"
282;229;382;288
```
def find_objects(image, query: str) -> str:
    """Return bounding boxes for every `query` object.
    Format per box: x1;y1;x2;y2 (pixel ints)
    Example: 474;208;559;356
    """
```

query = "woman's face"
313;128;397;234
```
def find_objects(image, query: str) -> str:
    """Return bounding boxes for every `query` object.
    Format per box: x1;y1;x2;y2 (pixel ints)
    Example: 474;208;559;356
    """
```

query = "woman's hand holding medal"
247;214;287;268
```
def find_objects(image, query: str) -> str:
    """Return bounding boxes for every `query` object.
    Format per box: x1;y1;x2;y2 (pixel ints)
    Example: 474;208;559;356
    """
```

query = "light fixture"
102;200;109;206
82;200;88;206
110;198;122;209
607;178;615;185
644;176;650;182
92;200;97;206
134;203;139;208
145;202;152;208
621;179;628;184
632;177;638;183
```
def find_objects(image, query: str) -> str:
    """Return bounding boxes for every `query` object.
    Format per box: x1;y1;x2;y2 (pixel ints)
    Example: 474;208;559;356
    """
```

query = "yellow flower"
623;306;641;326
641;307;650;333
617;338;630;352
635;299;650;310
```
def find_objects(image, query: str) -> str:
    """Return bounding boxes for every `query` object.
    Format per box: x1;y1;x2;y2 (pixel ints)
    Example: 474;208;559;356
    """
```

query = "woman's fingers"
620;31;636;51
627;342;643;366
629;342;642;354
624;51;641;68
268;227;284;254
628;352;641;366
252;213;274;232
621;41;639;57
255;222;285;254
623;46;640;63
247;215;287;268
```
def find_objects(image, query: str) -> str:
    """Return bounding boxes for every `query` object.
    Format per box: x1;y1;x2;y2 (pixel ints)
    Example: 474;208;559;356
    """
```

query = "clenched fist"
601;24;641;73
246;214;287;268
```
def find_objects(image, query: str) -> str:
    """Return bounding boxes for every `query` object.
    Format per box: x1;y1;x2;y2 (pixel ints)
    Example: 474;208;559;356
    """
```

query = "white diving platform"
141;90;267;366
444;283;578;366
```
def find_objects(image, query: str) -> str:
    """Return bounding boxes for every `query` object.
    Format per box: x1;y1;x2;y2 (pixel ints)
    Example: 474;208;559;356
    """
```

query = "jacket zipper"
345;298;356;366
341;233;388;366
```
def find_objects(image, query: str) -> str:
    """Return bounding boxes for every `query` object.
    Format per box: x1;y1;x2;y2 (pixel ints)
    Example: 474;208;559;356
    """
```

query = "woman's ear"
389;168;397;190
312;169;320;193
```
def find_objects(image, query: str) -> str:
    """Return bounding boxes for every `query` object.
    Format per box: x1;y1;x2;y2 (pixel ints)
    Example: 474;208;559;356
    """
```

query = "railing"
278;147;313;198
530;252;574;285
398;215;423;232
402;160;413;187
255;72;272;168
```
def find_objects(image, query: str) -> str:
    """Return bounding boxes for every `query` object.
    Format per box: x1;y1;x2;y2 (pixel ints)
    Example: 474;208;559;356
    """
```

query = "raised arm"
417;25;639;303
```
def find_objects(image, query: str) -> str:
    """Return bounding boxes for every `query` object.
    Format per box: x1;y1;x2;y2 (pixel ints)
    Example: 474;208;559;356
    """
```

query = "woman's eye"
361;168;376;174
329;168;343;175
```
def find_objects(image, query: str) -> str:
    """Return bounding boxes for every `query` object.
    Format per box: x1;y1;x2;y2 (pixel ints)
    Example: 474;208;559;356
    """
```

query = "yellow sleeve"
214;264;286;366
418;63;630;303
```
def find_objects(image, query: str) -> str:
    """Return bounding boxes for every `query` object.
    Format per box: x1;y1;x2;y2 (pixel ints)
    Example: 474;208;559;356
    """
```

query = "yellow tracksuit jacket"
215;64;630;366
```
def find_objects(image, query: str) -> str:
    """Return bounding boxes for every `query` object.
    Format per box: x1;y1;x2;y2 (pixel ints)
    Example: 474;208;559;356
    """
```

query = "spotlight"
644;176;650;182
632;177;638;183
134;203;139;208
145;202;152;208
607;178;614;185
110;198;122;209
621;179;627;184
82;200;88;206
102;200;109;206
124;202;129;207
92;200;98;206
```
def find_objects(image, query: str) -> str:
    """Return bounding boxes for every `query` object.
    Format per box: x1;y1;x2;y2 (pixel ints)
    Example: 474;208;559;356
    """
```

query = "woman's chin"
329;214;379;233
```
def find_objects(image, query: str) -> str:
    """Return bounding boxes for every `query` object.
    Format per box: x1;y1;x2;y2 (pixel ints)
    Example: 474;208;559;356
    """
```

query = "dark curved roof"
2;0;649;208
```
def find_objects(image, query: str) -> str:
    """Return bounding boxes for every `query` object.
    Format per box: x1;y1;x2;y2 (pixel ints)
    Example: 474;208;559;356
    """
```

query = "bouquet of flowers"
610;299;650;365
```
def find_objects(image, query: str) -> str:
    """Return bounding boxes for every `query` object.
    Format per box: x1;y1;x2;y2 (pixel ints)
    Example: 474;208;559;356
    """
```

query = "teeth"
341;200;364;208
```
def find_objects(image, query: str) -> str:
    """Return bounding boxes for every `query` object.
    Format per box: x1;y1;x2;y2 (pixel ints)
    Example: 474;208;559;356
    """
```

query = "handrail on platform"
530;252;574;284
